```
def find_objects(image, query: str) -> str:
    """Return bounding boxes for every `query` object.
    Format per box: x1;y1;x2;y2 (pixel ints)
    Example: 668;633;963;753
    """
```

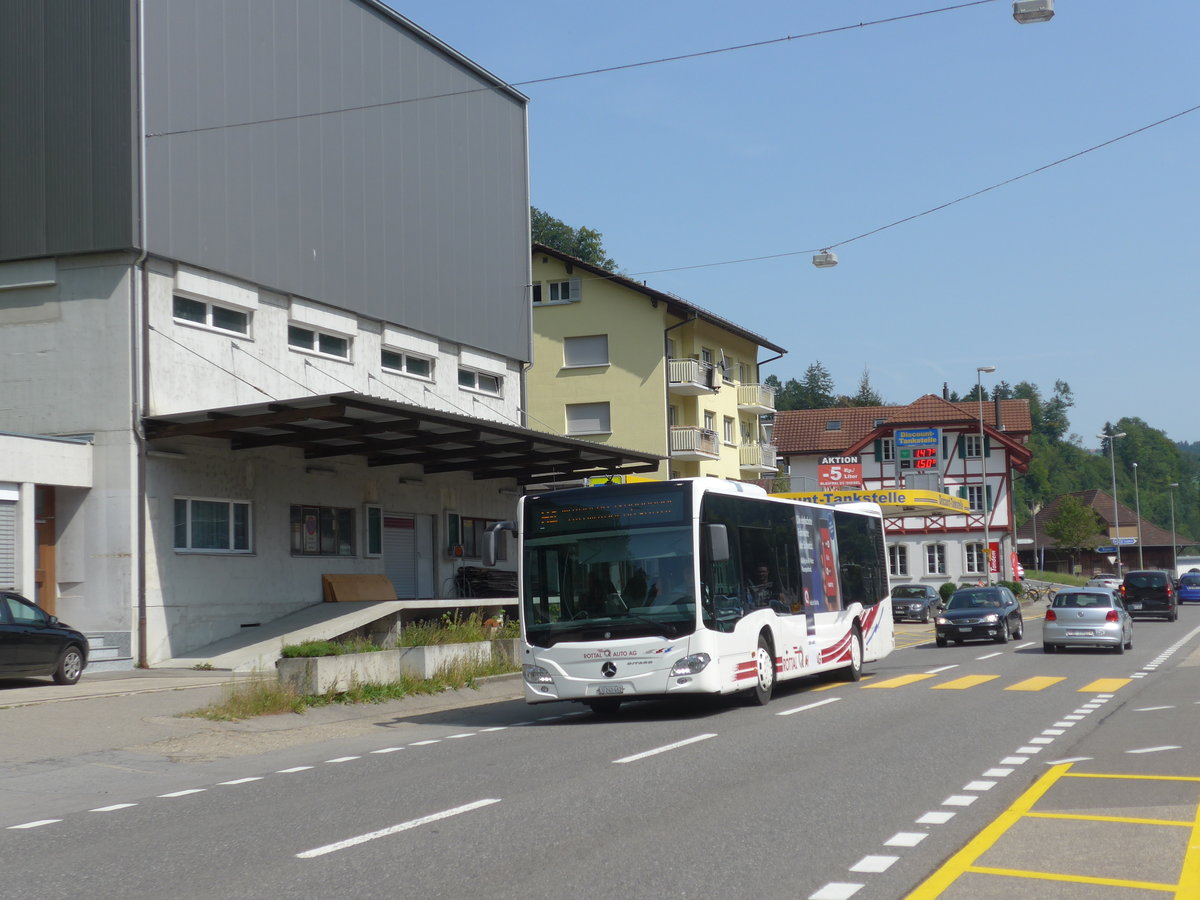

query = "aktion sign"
818;455;863;488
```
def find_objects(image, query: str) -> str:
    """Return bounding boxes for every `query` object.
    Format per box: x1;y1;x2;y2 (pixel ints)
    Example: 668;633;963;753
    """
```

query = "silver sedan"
1043;588;1133;654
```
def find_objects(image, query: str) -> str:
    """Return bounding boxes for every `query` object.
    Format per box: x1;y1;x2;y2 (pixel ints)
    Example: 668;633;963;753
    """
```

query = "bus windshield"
522;525;698;647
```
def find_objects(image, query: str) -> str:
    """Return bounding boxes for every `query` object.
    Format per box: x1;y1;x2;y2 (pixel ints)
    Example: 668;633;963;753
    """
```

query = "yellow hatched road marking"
1026;810;1193;827
862;673;938;689
963;865;1175;893
1079;677;1132;692
1005;676;1067;691
931;675;1001;690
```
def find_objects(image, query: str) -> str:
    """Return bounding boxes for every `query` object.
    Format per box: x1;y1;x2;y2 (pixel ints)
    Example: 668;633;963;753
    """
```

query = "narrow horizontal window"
289;324;349;359
382;348;434;379
173;294;249;336
459;367;502;396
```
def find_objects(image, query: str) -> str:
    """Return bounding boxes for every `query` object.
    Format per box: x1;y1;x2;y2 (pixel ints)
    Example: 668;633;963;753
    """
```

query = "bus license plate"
597;685;626;695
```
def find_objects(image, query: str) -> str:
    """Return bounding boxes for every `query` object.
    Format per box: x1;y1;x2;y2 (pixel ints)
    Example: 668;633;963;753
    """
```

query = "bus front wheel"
750;634;775;705
587;698;622;716
841;626;863;682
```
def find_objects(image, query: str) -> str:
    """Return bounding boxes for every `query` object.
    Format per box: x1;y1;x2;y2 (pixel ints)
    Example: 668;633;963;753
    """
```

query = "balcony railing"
669;427;720;460
667;358;718;395
738;443;778;474
736;383;777;414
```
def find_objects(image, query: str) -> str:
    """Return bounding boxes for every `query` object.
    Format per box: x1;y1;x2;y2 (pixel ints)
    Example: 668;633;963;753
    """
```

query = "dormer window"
827;420;842;431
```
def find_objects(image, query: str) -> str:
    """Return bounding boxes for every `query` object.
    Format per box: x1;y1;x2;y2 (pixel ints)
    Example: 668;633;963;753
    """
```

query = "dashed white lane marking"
325;756;360;763
1134;705;1175;711
917;811;955;825
90;803;137;812
410;740;440;746
1001;756;1029;765
1046;757;1092;765
975;652;1002;660
1042;728;1066;736
1052;721;1076;728
850;855;898;873
925;665;958;674
808;883;863;900
1015;641;1036;649
943;795;977;807
370;747;402;754
1016;746;1044;754
159;789;205;798
964;780;996;791
1063;714;1086;720
295;798;502;859
7;819;61;829
778;697;841;716
1126;745;1182;754
885;832;928;847
446;733;474;739
220;777;263;785
479;727;507;732
614;733;717;764
1028;737;1055;745
983;768;1013;777
277;766;313;773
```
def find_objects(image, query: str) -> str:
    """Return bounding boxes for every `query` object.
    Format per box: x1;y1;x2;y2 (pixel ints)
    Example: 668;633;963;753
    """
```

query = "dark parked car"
1177;572;1200;604
1043;587;1133;653
0;591;88;684
1119;570;1178;621
935;585;1024;646
890;584;943;623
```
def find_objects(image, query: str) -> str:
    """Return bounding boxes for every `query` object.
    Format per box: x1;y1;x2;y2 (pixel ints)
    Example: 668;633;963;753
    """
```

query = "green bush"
399;610;519;646
998;579;1023;596
938;582;957;603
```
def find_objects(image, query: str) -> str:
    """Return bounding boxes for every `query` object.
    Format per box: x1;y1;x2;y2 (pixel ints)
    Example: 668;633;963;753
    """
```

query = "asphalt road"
3;603;1199;899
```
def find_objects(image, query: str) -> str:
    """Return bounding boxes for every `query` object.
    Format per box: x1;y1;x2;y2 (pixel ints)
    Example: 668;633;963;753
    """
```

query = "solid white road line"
614;733;717;764
295;799;502;859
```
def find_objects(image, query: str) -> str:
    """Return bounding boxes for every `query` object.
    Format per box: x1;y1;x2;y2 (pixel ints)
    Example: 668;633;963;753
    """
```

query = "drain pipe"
133;0;150;667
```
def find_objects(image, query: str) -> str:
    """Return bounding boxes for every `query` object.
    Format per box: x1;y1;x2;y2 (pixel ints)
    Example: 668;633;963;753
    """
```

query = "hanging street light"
1013;0;1054;24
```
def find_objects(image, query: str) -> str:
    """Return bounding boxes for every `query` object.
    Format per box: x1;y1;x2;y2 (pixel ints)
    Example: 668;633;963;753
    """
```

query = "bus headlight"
670;653;711;677
523;664;554;685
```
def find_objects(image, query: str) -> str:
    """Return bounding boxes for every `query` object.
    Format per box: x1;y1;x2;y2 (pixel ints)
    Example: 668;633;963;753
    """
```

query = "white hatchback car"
1086;576;1122;591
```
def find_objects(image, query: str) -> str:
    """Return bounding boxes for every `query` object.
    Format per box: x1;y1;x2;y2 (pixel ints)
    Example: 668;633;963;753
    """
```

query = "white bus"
486;478;893;714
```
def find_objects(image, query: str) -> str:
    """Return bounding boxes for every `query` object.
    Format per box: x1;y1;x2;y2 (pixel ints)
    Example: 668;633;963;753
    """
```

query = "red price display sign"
818;455;863;488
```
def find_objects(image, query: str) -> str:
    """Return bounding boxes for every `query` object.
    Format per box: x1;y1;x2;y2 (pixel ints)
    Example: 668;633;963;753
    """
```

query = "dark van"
1120;570;1178;621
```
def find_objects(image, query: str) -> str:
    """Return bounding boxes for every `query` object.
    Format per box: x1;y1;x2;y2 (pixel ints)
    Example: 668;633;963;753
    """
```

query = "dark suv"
1120;570;1178;621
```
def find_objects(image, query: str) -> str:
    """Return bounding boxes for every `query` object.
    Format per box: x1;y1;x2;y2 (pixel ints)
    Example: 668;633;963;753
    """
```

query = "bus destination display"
528;486;688;536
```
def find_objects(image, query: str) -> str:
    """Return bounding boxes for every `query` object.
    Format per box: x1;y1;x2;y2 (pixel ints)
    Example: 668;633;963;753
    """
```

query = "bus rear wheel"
841;626;863;682
750;634;775;705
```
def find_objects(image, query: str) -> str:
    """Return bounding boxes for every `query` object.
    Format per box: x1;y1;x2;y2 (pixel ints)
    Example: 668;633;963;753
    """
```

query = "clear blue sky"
391;1;1199;446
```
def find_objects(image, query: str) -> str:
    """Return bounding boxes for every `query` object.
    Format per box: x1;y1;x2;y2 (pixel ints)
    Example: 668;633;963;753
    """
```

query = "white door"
383;513;435;599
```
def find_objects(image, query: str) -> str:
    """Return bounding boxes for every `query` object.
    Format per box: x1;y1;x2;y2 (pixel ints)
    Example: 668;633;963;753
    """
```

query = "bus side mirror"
705;523;730;563
482;520;516;567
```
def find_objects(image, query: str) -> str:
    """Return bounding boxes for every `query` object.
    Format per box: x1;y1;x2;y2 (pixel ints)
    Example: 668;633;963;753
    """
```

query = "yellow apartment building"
528;243;786;482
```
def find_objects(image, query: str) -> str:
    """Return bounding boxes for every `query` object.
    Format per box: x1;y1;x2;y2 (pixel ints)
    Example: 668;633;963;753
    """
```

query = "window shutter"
956;435;965;458
568;277;582;301
957;487;966;499
983;435;991;457
874;439;883;461
943;435;950;458
986;486;993;512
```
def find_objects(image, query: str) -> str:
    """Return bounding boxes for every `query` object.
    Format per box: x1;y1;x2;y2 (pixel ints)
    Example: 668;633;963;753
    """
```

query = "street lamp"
1013;0;1054;24
977;366;996;584
1168;482;1180;575
1096;430;1127;575
1132;462;1143;568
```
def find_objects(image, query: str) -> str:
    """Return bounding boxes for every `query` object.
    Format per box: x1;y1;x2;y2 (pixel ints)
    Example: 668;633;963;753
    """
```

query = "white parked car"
1086;576;1122;591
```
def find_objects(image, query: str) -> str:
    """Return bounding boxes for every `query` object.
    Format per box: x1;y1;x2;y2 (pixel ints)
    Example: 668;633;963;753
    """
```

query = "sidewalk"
0;667;525;767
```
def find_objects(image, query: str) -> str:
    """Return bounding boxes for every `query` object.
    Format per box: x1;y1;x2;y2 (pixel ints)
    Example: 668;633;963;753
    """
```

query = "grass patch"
184;654;519;721
398;610;519;646
280;638;383;658
1025;569;1087;588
